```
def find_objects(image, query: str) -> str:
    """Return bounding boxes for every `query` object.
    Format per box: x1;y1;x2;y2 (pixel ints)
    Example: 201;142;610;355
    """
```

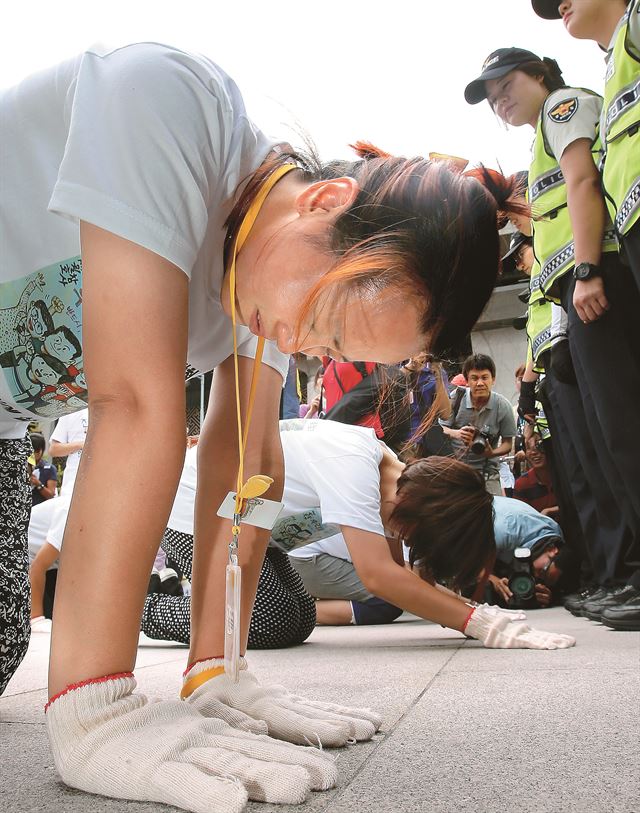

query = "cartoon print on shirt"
0;257;86;419
0;273;48;355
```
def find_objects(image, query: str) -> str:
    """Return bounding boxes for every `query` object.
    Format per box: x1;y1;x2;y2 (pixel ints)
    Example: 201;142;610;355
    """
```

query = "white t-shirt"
0;42;287;438
49;408;89;496
281;420;387;562
28;495;72;561
168;420;389;563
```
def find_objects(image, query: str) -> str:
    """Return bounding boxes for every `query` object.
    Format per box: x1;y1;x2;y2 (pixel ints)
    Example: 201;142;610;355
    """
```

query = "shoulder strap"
332;363;347;394
452;386;466;421
352;361;369;379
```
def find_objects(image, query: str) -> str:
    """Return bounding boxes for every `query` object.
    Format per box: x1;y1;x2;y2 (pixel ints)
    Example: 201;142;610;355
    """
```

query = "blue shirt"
493;496;563;565
32;461;58;506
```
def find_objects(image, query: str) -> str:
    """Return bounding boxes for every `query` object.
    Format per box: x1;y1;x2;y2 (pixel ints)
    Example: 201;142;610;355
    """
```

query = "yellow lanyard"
227;162;297;527
181;162;297;697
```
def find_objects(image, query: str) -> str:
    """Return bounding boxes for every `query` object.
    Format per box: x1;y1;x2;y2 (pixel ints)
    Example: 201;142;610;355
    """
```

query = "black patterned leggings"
0;435;32;696
142;528;316;649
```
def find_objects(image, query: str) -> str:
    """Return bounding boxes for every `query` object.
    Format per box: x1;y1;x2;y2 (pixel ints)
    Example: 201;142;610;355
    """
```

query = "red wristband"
461;606;476;634
45;672;134;712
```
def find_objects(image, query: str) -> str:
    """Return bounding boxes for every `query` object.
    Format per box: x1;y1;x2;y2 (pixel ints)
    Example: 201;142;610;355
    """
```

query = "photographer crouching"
487;496;579;609
440;354;516;495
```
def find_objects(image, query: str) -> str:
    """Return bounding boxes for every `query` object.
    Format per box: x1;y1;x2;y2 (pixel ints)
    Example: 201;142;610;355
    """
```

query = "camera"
470;425;492;455
508;547;537;609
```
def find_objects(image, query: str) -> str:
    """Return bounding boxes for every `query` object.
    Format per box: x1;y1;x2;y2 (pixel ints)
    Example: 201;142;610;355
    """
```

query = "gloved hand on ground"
472;602;528;621
46;673;337;813
464;605;576;649
184;657;382;747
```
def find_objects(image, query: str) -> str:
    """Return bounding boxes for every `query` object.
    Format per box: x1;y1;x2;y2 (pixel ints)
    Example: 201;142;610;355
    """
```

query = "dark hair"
30;300;55;334
47;325;82;360
30;432;46;454
462;353;496;379
225;144;527;360
390;456;496;590
517;58;567;94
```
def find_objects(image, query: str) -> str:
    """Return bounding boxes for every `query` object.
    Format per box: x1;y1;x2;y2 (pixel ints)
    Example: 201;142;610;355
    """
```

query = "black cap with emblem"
531;1;562;20
464;47;542;104
502;231;532;273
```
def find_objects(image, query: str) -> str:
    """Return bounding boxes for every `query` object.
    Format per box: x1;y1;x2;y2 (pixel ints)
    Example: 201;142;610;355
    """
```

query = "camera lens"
510;574;535;600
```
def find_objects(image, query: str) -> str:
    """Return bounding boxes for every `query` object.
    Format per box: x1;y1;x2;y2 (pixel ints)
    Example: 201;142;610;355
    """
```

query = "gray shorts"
288;554;374;603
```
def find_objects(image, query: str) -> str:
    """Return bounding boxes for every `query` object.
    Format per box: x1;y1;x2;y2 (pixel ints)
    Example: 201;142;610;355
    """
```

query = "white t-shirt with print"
167;420;389;563
0;42;287;438
49;408;89;496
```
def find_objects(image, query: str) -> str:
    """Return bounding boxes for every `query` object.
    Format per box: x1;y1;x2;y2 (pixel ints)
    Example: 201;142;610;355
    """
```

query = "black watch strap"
573;262;601;281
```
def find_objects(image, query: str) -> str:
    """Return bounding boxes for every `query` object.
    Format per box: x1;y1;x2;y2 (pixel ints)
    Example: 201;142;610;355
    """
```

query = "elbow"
357;566;387;598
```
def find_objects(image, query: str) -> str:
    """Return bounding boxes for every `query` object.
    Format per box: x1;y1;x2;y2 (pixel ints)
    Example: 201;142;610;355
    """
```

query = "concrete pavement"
1;608;638;813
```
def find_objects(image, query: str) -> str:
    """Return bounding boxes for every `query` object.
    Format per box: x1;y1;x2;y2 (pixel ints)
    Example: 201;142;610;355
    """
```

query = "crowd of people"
0;2;638;812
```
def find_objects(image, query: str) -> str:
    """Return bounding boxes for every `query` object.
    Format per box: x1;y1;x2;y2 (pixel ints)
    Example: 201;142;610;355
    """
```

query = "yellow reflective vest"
526;259;552;373
601;0;640;236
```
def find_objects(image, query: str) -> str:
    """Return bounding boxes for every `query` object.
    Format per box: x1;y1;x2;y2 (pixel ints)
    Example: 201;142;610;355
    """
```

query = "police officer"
465;47;640;623
531;0;640;630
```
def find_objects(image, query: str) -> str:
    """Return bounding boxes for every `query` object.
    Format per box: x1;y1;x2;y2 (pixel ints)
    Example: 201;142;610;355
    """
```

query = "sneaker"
30;616;52;633
564;585;603;616
600;587;640;631
159;567;183;596
582;584;638;622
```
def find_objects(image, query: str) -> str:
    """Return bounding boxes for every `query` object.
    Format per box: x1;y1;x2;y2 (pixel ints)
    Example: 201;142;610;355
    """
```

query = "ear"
295;177;359;217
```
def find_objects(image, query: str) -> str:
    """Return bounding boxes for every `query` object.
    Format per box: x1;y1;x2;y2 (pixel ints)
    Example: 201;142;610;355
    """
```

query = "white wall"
472;327;528;406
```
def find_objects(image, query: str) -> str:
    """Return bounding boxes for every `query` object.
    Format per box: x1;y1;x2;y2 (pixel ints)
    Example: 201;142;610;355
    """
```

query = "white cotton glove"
46;673;338;812
464;606;576;650
185;658;382;747
473;603;528;621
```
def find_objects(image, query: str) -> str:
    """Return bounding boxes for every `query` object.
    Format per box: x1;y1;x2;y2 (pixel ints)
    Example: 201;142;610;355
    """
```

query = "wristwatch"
573;262;601;281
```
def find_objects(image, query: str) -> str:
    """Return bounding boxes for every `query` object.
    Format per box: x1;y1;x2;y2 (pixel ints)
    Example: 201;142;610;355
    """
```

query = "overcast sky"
2;0;606;176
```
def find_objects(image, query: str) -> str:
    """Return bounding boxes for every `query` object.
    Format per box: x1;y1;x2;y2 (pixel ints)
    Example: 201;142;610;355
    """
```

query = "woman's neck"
379;447;405;529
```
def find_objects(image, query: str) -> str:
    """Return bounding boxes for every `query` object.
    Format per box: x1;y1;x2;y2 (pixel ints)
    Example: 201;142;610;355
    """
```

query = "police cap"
531;1;561;20
464;47;542;104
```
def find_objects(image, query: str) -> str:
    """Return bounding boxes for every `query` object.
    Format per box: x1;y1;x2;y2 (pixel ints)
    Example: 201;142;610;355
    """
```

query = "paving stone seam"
312;643;467;812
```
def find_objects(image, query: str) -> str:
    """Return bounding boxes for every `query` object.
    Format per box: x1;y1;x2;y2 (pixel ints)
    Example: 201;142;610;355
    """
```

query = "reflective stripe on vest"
602;0;640;235
616;177;640;233
527;296;552;368
529;168;564;209
535;401;551;441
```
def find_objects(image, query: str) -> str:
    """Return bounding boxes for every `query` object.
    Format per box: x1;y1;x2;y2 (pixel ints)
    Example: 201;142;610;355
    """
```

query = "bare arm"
189;354;284;663
49;439;84;458
560;138;609;323
30;471;57;500
486;438;513;458
29;542;60;619
342;526;471;631
48;223;188;697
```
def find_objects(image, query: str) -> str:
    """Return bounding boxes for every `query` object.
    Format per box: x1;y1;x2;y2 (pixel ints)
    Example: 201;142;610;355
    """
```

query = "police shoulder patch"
548;97;579;123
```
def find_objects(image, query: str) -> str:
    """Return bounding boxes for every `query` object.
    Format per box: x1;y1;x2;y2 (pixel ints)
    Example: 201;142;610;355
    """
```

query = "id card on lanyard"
220;163;295;681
